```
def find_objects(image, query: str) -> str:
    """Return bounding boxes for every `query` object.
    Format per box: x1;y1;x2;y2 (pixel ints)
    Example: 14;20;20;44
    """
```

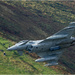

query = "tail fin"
40;22;75;43
69;22;75;27
54;22;75;39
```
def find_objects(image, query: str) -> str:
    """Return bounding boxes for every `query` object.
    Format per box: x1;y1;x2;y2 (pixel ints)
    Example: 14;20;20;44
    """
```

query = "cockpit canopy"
18;40;28;43
16;40;29;45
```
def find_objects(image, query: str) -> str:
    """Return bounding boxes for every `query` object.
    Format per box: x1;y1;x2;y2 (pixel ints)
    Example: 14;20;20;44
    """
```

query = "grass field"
0;36;68;74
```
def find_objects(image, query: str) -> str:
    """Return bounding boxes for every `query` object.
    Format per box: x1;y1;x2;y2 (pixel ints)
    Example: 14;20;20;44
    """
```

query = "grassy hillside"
0;1;75;40
0;37;68;74
0;1;75;74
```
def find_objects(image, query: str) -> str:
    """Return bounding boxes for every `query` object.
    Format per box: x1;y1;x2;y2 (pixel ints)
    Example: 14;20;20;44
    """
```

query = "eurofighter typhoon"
7;22;75;66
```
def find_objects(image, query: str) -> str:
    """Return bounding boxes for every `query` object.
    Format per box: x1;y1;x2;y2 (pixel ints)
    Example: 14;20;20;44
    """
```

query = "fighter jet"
7;22;75;66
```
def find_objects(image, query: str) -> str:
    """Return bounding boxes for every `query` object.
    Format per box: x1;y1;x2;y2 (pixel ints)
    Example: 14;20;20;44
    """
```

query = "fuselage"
7;37;75;53
7;22;75;66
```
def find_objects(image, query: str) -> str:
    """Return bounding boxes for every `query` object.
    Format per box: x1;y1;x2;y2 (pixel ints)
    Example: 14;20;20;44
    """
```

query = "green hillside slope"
0;37;68;74
0;1;75;74
0;1;75;40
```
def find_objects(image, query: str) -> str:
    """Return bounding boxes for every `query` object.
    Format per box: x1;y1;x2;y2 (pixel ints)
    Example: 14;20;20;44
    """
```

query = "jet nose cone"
7;45;17;51
7;47;12;50
7;47;13;51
